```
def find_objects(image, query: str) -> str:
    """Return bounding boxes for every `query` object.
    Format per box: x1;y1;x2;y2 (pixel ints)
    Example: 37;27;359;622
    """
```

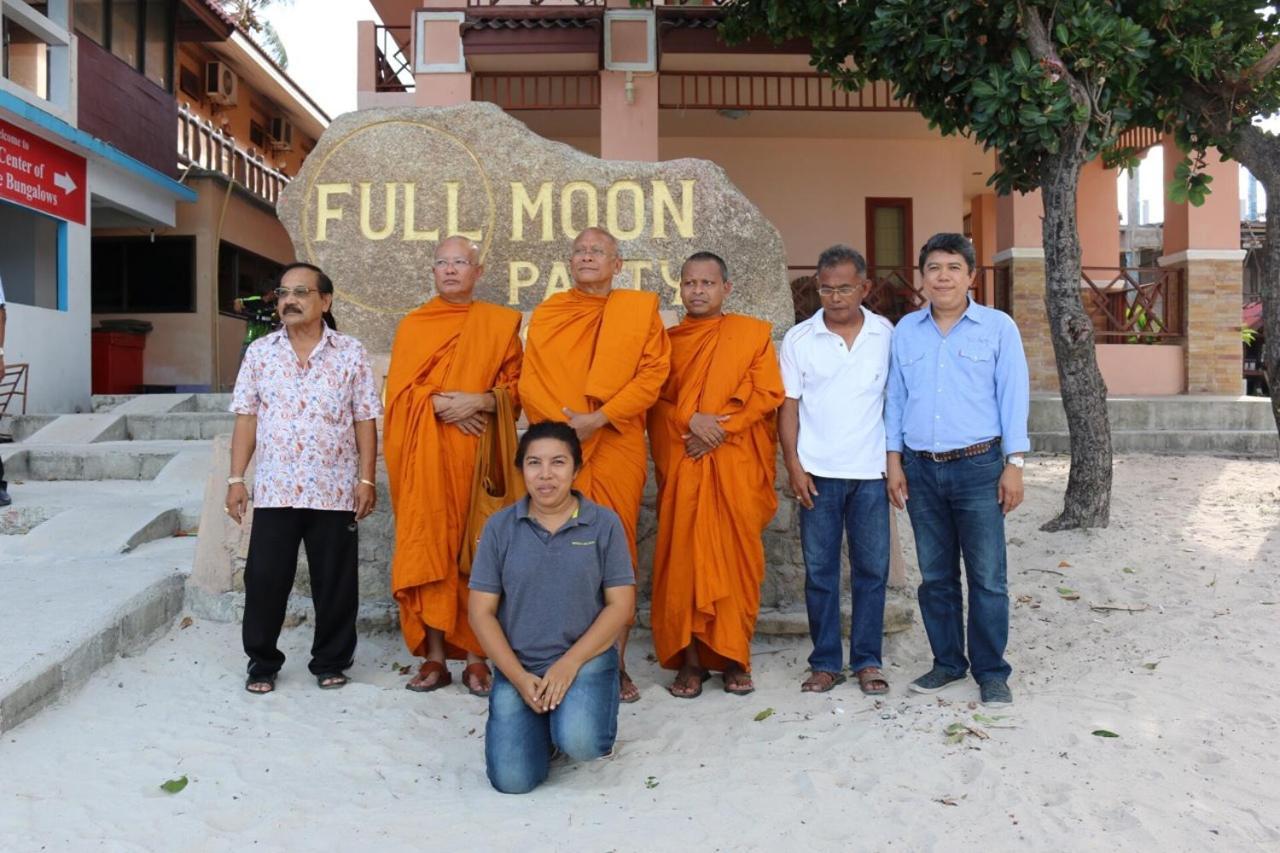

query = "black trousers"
242;507;359;678
1;454;6;489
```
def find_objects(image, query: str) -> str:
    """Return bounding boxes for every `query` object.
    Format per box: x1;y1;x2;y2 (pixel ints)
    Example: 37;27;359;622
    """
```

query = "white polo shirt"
779;306;892;480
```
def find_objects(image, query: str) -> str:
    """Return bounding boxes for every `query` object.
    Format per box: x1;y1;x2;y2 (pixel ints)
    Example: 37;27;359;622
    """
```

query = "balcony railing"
472;72;601;110
375;24;415;93
177;103;290;207
661;73;910;112
1081;267;1185;343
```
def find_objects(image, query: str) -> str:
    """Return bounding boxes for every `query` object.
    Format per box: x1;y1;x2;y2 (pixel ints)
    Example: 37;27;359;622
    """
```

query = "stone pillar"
1160;137;1245;395
412;5;471;107
600;4;658;162
994;189;1058;391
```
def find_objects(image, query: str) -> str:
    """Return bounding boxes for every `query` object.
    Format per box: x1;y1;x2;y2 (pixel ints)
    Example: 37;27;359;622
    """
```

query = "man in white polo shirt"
779;245;892;694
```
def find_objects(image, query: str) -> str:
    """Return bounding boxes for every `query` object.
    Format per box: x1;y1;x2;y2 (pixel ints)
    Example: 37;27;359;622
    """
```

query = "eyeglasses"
572;247;612;258
273;286;320;299
433;258;474;269
817;285;862;298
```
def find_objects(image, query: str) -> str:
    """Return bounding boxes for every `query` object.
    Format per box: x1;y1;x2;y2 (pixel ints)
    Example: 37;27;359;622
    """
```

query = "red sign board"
0;118;87;225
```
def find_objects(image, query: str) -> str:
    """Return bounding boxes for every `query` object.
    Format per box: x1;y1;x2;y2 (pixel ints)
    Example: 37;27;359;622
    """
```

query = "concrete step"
1032;429;1279;456
124;413;236;441
0;538;190;734
0;414;59;442
1030;396;1275;432
1;447;180;481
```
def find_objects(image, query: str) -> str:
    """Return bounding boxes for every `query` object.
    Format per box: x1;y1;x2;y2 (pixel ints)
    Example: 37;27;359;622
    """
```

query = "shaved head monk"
518;226;671;703
385;235;524;697
648;252;785;698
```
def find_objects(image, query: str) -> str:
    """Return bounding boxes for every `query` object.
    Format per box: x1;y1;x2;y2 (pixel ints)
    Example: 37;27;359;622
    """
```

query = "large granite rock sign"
276;103;792;350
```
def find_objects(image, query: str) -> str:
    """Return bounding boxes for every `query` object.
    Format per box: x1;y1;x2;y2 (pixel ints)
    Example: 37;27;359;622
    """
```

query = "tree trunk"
1230;125;1280;443
1039;150;1114;530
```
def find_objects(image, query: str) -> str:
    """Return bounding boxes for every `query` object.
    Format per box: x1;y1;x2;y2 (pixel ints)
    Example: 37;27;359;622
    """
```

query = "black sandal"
315;672;349;690
245;673;276;695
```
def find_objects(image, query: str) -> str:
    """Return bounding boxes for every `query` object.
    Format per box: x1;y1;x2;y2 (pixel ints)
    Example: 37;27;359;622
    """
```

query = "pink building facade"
356;0;1247;396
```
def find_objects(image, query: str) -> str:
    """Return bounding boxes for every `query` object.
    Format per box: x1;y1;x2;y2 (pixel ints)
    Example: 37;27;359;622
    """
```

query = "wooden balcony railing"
177;103;290;207
472;72;601;110
1081;267;1185;343
375;24;415;93
661;73;910;112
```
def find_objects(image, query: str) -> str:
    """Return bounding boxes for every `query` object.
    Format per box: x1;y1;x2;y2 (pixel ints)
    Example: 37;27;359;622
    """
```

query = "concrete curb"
0;573;185;734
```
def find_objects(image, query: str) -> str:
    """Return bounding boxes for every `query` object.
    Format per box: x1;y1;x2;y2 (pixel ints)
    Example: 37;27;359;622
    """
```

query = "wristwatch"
1005;455;1025;469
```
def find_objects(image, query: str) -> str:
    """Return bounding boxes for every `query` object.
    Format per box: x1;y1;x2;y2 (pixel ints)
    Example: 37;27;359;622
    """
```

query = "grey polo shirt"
469;493;635;676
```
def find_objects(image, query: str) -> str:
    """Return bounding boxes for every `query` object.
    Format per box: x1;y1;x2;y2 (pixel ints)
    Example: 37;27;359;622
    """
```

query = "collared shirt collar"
515;490;595;528
267;324;339;348
918;296;984;328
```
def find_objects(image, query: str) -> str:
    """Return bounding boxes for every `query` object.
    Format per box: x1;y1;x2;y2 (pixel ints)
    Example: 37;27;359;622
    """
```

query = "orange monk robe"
518;288;671;563
648;314;785;673
384;297;522;659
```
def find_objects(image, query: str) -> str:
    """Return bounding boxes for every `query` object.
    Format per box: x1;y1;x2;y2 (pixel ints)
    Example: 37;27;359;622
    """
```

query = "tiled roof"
465;17;600;31
196;0;237;29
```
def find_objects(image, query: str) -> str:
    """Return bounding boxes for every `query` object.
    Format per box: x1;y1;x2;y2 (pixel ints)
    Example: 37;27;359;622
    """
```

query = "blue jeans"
903;445;1012;683
485;647;620;795
799;476;890;673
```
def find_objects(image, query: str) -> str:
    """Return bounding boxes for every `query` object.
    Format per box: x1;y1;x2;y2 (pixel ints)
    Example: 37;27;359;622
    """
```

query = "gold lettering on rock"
653;180;695;239
401;183;439;241
359;182;397;241
508;261;539;304
559;181;599;238
606;181;645;241
314;183;352;242
659;260;684;306
445;182;482;241
511;182;553;242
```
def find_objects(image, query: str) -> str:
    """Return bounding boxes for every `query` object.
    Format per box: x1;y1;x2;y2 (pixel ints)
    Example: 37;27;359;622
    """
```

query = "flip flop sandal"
854;666;890;696
723;672;755;696
315;672;349;690
619;670;642;704
245;673;276;695
668;668;711;699
462;662;493;697
406;660;453;693
800;671;846;693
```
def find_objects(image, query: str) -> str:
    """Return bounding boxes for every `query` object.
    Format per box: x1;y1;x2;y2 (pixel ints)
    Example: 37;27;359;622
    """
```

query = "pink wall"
970;193;997;267
1161;136;1241;253
660;136;965;269
601;72;658;161
1078;158;1120;268
996;190;1042;251
1096;343;1186;395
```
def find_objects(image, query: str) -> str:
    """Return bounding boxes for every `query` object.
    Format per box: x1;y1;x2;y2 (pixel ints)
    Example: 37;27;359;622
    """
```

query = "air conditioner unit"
268;116;294;151
205;62;238;106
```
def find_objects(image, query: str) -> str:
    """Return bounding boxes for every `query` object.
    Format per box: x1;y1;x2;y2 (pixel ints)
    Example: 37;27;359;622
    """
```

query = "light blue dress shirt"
885;299;1030;457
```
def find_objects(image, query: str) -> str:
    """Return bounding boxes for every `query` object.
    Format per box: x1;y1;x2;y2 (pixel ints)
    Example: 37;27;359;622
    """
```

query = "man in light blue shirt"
885;233;1029;706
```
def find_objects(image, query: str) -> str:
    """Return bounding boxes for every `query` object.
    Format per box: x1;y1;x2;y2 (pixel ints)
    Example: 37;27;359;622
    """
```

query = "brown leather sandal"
800;670;846;693
855;666;890;696
462;662;493;697
406;660;452;693
668;667;711;699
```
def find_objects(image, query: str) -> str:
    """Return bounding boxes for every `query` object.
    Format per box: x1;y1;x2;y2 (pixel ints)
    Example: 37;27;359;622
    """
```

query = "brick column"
994;189;1058;391
1160;136;1245;395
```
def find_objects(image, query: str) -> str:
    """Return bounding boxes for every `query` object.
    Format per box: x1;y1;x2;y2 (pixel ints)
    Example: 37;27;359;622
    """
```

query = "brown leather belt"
910;438;1000;463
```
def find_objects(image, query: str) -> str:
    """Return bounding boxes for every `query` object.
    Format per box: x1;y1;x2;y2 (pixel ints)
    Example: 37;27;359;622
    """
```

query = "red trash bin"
92;329;147;394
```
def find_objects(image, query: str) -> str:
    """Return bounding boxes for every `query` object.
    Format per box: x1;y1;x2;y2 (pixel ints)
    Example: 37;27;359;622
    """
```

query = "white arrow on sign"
53;171;77;194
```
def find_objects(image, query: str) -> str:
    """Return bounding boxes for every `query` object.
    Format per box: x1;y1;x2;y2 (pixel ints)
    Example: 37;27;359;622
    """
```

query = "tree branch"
1018;1;1089;111
1240;39;1280;85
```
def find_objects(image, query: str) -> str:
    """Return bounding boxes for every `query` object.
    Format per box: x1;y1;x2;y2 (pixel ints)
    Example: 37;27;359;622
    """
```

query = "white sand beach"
2;454;1278;852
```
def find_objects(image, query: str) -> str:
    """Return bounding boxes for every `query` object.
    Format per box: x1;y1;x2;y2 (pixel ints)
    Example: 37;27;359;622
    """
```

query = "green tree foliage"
722;1;1167;529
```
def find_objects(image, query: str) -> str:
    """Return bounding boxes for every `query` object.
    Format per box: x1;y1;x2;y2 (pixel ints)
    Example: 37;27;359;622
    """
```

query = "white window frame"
0;0;76;122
